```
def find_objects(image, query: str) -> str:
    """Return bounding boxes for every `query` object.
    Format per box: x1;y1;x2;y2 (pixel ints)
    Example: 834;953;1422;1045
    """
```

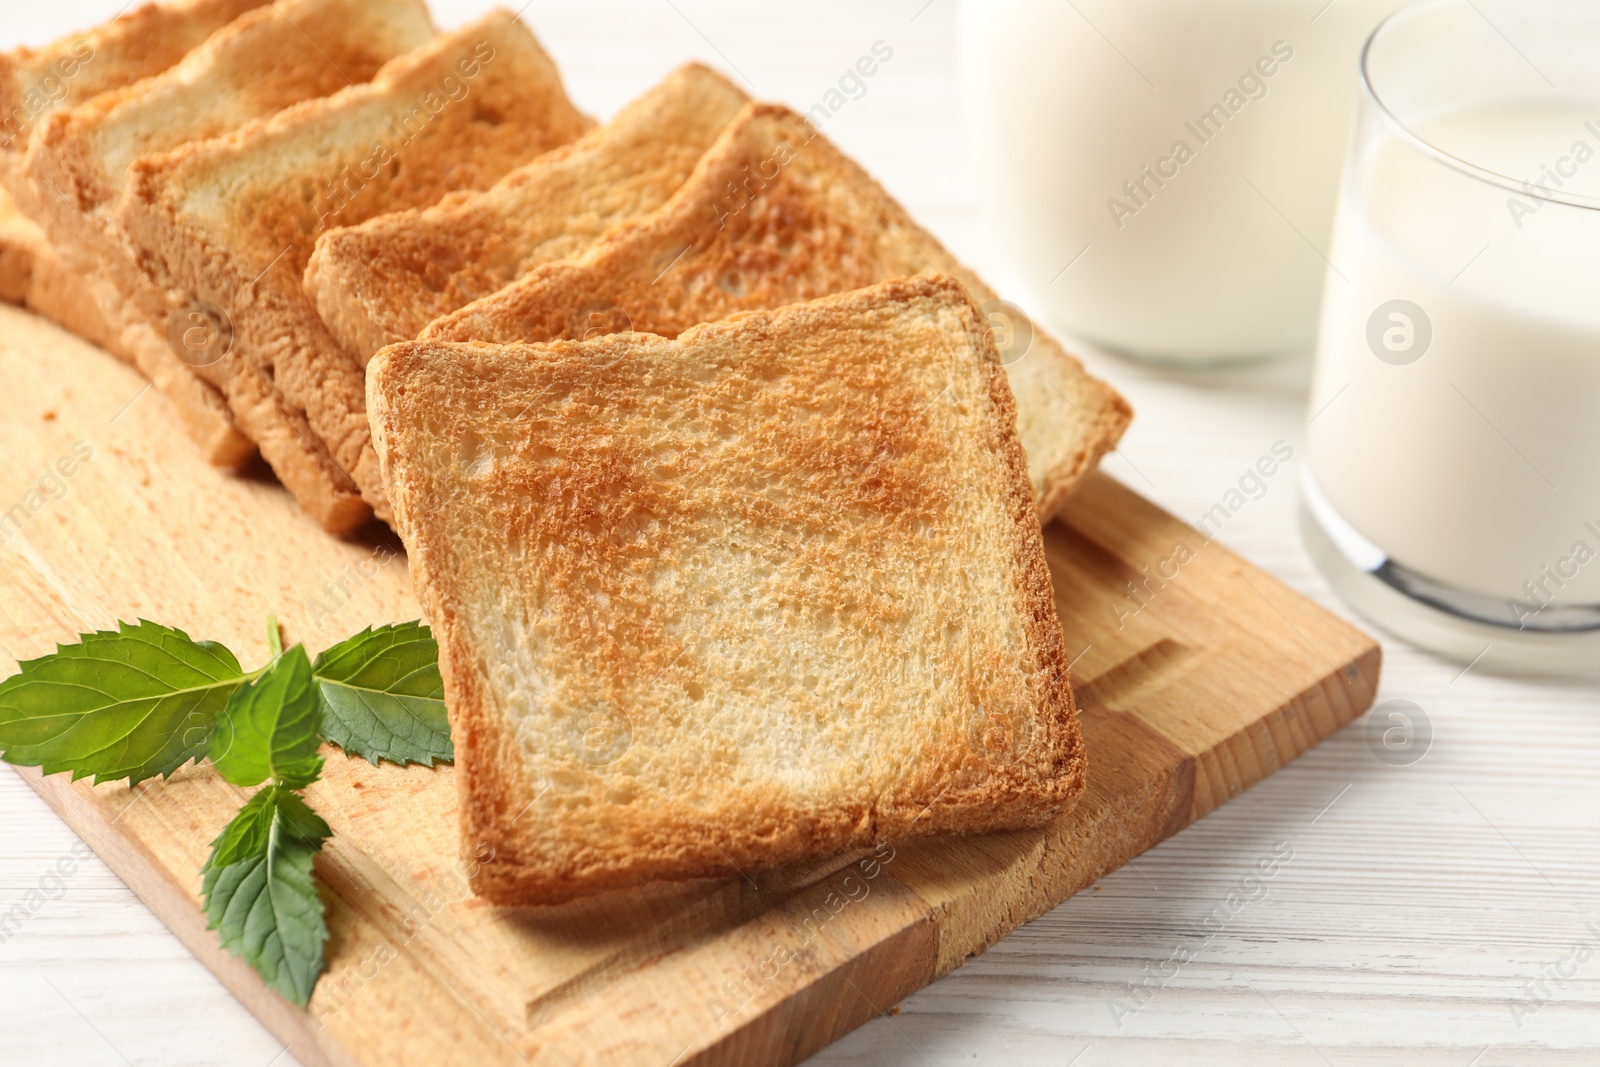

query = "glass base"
1088;332;1304;370
1298;488;1600;680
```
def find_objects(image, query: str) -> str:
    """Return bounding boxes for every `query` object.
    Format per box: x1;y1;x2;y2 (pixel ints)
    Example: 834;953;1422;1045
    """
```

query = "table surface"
2;3;1596;1065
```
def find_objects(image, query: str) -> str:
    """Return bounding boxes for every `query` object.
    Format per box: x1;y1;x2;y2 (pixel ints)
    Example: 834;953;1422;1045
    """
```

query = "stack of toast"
1;0;1132;904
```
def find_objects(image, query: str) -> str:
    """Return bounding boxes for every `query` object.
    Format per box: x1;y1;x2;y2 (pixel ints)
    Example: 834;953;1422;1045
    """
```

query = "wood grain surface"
0;302;1376;1065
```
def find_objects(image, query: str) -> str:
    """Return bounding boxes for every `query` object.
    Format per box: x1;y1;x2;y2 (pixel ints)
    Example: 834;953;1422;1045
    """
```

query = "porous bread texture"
423;102;1132;522
31;0;436;219
0;0;266;461
0;0;267;204
0;191;114;346
25;243;118;350
22;0;435;468
118;9;592;534
306;61;749;364
369;275;1087;906
0;189;38;303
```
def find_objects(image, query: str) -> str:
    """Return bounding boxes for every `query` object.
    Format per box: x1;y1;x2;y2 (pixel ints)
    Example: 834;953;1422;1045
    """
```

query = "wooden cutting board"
0;306;1379;1066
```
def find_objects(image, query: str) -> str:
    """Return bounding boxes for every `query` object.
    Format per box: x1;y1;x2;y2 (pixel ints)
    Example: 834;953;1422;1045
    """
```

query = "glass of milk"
1302;0;1600;675
960;0;1410;363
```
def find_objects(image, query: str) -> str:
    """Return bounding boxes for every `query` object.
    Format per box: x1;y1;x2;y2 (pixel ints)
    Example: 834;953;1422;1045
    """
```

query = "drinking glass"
1302;0;1600;674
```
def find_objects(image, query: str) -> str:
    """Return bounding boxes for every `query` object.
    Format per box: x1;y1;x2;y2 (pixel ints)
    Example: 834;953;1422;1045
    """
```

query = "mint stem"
266;615;283;660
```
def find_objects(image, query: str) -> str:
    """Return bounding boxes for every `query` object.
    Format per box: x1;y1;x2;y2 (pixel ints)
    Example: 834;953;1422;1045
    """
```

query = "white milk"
960;0;1408;361
1308;99;1600;614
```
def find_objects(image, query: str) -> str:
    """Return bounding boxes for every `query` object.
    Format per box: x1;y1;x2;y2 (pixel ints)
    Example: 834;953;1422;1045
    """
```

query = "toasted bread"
23;0;435;467
425;103;1132;521
0;0;268;460
368;275;1087;905
30;0;436;224
0;189;115;346
0;189;37;303
119;10;592;533
305;62;748;364
0;0;268;207
1;195;231;459
24;240;118;351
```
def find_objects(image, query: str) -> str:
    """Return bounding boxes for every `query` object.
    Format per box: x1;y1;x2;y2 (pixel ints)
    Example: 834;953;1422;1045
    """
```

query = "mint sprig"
0;619;452;773
0;614;453;1008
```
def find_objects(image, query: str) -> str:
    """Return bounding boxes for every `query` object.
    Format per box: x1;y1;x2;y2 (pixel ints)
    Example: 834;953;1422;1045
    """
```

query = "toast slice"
30;0;436;225
23;0;435;467
368;275;1087;906
24;241;118;351
0;189;114;347
0;0;268;457
424;103;1132;521
305;62;749;364
0;0;268;209
119;10;592;533
0;189;38;303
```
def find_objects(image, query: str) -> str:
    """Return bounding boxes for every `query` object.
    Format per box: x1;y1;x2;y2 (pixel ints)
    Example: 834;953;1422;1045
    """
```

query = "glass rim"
1360;0;1600;212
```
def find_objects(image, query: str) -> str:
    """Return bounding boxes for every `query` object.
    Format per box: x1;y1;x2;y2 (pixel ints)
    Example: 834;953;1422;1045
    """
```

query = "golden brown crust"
117;9;591;533
0;0;268;138
0;190;114;347
0;188;37;304
28;0;435;220
0;0;268;213
370;275;1086;906
306;61;749;364
423;102;1131;522
19;0;434;471
23;243;117;352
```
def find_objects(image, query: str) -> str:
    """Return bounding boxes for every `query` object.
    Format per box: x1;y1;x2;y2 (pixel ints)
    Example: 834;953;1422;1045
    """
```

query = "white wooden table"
2;2;1597;1064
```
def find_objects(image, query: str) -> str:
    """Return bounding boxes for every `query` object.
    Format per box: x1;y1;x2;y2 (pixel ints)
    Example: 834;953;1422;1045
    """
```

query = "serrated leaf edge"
311;621;452;769
201;788;330;1008
0;620;252;786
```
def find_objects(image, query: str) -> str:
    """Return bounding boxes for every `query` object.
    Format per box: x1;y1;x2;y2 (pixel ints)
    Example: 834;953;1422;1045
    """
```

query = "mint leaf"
268;787;332;844
0;621;245;786
313;623;452;767
209;785;331;870
210;645;323;789
202;786;330;1007
207;787;276;869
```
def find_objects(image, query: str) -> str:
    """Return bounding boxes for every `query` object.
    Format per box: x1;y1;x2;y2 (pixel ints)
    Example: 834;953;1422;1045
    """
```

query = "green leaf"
268;787;333;844
208;785;332;870
313;623;452;767
0;621;245;786
207;787;276;869
202;786;330;1007
210;645;323;789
